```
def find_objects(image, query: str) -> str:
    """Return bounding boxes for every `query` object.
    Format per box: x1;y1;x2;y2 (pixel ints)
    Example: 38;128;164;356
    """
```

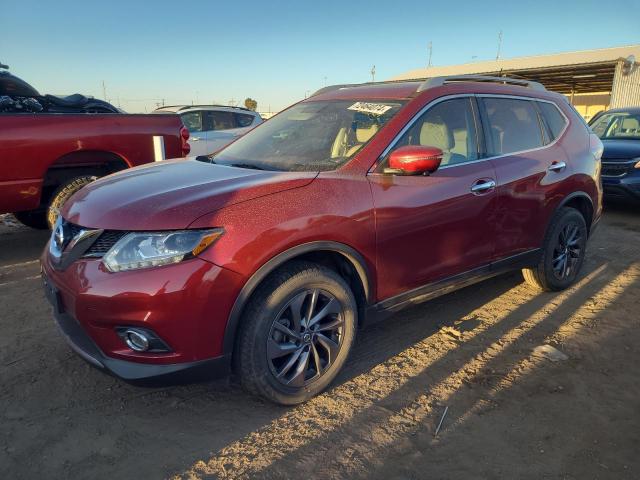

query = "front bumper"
50;303;230;382
602;171;640;201
41;246;245;381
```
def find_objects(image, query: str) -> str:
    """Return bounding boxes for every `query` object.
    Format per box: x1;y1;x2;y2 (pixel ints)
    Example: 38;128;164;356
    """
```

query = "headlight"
102;229;223;272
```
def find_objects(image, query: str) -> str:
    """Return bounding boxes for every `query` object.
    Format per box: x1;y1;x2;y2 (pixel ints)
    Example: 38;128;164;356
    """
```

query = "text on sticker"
347;102;393;116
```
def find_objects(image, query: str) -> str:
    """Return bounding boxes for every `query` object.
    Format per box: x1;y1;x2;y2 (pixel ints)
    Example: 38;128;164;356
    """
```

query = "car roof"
307;76;553;103
310;81;423;101
600;107;640;114
154;105;259;115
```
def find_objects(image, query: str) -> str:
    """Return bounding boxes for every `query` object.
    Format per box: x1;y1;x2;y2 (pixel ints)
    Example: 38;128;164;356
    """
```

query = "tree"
244;97;258;111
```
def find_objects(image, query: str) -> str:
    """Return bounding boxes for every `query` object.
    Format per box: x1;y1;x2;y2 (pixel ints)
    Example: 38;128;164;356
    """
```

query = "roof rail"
180;104;253;112
417;75;546;92
155;104;254;112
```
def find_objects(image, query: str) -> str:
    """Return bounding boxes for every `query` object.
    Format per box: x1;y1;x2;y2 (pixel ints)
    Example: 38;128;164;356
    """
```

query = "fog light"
124;329;149;352
115;327;172;353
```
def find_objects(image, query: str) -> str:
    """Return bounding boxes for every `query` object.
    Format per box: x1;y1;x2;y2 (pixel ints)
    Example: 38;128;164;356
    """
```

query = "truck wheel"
522;207;588;291
47;176;97;229
237;261;357;405
13;209;48;229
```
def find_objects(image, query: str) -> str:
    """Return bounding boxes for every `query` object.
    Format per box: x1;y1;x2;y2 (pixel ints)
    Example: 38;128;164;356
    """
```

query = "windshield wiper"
225;162;269;171
195;157;265;170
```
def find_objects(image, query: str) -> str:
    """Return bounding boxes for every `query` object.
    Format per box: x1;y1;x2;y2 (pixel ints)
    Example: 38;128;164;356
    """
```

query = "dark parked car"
41;75;603;404
589;107;640;202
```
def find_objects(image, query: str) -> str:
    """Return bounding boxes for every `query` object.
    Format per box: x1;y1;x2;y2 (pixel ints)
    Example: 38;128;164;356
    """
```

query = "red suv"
41;76;603;404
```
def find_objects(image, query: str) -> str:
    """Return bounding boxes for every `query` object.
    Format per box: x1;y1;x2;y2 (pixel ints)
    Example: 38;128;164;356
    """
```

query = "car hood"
601;139;640;160
63;159;317;230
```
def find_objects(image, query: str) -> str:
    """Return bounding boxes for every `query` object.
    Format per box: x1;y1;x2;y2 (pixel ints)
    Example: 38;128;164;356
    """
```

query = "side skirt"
364;248;541;325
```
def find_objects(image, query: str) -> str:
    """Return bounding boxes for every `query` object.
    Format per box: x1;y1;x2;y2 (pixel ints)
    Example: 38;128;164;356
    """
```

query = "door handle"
548;161;566;172
470;179;496;194
191;136;201;141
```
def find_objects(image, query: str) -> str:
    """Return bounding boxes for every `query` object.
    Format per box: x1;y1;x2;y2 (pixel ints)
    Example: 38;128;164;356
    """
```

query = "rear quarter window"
235;113;255;127
537;101;568;140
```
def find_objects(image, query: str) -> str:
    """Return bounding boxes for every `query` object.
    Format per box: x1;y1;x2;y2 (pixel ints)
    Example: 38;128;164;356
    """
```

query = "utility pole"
102;80;107;101
427;41;433;68
370;65;376;82
496;30;503;60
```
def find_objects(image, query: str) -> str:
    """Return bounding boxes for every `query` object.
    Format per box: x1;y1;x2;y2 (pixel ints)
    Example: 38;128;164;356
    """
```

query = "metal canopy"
391;46;640;96
493;62;617;94
406;63;618;95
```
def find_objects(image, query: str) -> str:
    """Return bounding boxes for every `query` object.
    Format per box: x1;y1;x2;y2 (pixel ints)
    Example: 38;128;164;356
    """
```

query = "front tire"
522;207;588;291
237;262;357;405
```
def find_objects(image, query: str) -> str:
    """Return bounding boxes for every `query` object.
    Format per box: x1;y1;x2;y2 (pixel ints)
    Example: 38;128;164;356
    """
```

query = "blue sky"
2;0;638;113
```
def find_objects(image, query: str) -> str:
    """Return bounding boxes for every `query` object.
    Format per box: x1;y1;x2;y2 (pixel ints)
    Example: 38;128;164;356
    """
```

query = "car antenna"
0;62;9;70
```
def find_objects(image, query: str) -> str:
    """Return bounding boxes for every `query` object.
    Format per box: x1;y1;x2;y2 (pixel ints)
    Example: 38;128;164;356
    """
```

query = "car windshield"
211;99;405;171
591;111;640;140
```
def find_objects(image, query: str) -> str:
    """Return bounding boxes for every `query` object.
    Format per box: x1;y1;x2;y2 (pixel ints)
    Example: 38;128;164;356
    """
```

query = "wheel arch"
36;151;130;211
556;191;595;234
223;241;374;357
45;150;132;178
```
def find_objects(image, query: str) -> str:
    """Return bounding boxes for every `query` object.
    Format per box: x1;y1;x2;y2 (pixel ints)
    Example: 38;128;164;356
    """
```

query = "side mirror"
384;145;443;175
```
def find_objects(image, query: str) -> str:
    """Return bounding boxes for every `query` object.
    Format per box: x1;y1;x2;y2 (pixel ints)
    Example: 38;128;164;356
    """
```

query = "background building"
391;45;640;121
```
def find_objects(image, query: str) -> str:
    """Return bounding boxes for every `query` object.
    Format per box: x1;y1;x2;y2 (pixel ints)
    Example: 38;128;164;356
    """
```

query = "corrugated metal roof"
391;45;640;81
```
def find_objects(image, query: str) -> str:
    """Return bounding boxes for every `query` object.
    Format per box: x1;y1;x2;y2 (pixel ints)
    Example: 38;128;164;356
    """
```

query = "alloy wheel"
552;222;582;280
267;289;344;387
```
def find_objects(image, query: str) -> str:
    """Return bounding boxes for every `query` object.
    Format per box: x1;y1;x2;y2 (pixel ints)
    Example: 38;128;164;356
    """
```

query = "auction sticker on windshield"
348;102;393;116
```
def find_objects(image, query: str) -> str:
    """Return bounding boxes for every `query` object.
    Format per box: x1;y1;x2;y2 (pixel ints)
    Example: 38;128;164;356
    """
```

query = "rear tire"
13;209;48;229
46;176;97;229
522;207;588;291
237;261;357;405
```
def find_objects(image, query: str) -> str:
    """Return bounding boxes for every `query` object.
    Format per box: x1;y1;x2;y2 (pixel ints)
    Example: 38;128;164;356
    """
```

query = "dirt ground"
1;204;639;480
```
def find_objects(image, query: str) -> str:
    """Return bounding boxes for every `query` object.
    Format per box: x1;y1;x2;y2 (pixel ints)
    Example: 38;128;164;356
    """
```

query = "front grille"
67;223;83;239
84;230;128;257
601;161;634;177
62;220;128;258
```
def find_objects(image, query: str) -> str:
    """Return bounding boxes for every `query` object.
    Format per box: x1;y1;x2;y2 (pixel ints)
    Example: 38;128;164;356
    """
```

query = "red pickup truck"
0;114;189;228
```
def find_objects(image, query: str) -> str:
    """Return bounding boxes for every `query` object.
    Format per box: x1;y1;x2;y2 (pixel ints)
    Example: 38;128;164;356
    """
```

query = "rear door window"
482;98;544;156
204;111;237;131
537;101;567;141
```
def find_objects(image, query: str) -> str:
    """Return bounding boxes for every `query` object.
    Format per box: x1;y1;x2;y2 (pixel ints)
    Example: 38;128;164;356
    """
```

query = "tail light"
180;126;191;157
589;133;604;161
